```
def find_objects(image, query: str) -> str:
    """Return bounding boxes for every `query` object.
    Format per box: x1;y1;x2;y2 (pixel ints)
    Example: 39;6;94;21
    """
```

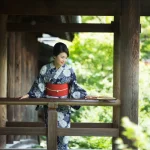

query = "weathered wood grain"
0;14;7;149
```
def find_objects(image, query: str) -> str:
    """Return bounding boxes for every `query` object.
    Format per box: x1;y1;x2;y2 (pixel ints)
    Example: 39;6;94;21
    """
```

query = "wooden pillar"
120;0;140;147
112;16;121;150
21;33;27;140
0;14;7;148
25;33;39;139
14;32;22;141
47;103;58;150
7;32;16;143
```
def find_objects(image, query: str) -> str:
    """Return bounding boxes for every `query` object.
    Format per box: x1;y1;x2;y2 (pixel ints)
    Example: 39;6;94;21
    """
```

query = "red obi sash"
45;83;69;97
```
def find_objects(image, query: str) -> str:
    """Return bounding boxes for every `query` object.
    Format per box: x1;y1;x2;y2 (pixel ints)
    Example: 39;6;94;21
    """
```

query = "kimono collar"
50;61;66;69
50;62;55;69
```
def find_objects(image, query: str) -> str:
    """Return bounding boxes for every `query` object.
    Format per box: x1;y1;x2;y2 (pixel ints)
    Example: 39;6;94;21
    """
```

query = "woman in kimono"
20;42;87;150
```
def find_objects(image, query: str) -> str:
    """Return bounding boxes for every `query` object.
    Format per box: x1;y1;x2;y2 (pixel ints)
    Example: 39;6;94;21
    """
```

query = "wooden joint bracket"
48;102;58;110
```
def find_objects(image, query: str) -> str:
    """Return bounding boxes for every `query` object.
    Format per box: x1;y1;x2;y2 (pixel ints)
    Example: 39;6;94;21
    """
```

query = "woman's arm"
20;94;29;99
69;68;87;110
69;68;87;99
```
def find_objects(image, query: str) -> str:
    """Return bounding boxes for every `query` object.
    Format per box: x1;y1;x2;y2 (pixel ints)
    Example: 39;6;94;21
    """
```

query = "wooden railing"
0;97;120;150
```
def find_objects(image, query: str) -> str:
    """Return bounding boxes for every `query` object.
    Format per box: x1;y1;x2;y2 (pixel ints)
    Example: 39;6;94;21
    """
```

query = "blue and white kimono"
28;62;87;150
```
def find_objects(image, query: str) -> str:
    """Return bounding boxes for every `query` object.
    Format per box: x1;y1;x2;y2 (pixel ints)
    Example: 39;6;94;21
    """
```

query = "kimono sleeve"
69;68;87;109
28;65;46;98
69;68;87;99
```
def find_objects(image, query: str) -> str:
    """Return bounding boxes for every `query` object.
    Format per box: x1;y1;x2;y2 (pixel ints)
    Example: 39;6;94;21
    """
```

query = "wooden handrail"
0;97;120;150
0;98;120;106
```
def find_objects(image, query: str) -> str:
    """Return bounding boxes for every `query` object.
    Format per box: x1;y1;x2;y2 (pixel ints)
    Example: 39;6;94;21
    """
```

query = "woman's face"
54;52;68;68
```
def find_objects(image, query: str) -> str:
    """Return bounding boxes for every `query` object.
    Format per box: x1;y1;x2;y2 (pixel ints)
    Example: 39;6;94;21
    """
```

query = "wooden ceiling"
0;0;148;40
7;15;77;40
0;0;150;16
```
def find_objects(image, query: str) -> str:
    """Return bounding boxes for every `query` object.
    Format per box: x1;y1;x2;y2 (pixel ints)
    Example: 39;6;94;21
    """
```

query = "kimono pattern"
28;62;87;150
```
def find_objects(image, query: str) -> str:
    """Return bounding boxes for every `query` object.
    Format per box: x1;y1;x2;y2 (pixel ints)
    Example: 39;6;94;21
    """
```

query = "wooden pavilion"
0;0;147;149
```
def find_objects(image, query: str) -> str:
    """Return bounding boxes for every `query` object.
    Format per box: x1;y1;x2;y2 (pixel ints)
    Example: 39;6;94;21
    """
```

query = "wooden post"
0;14;7;148
7;32;16;143
112;16;121;150
14;32;22;141
25;33;39;139
20;33;27;140
47;103;58;150
120;0;140;148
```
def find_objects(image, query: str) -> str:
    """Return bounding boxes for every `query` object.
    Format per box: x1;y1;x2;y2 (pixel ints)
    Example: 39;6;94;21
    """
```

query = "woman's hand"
85;95;98;99
20;94;29;100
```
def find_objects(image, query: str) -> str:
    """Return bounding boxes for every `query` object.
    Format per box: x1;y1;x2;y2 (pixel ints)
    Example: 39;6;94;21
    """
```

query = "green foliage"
70;106;112;149
66;16;114;148
139;62;150;127
82;16;114;23
69;34;113;96
68;27;114;149
69;136;112;149
71;106;112;123
140;17;150;59
32;145;44;148
116;117;150;150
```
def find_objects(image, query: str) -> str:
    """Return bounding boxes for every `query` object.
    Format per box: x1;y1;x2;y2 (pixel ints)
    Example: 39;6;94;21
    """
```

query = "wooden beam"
71;123;113;128
0;0;120;16
0;98;120;106
0;127;46;135
0;127;119;137
58;128;119;137
1;0;150;16
6;122;45;127
141;0;150;16
6;122;113;128
7;23;114;32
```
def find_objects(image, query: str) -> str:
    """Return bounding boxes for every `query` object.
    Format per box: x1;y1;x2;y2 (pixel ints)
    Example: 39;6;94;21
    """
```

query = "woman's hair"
53;42;69;57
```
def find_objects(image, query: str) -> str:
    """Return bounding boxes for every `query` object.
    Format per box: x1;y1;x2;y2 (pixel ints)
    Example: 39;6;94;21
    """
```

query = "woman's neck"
53;61;61;69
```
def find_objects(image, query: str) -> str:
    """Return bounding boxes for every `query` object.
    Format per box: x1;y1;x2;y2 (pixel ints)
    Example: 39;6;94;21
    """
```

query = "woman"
21;42;87;150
